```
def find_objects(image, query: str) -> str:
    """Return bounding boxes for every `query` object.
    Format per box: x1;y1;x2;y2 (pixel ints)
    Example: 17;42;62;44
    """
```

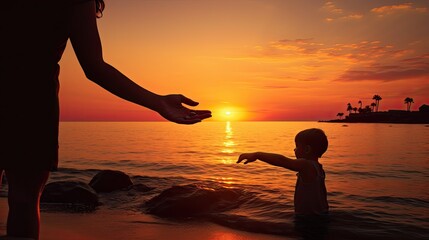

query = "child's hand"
237;153;258;164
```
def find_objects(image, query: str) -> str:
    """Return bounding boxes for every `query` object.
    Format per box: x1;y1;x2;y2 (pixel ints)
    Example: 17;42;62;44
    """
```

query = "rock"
41;181;99;206
127;183;155;192
145;184;244;218
89;170;133;193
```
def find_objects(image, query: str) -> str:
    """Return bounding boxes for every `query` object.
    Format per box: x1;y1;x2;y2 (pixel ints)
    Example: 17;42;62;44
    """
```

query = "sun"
211;106;247;121
222;109;234;120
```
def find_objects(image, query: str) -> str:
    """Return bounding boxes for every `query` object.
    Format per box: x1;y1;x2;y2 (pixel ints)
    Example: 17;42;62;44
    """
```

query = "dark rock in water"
145;183;246;218
89;170;133;193
127;183;155;192
41;181;99;206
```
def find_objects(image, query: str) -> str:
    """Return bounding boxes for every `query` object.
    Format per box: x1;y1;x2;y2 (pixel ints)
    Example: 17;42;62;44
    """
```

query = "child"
237;128;329;215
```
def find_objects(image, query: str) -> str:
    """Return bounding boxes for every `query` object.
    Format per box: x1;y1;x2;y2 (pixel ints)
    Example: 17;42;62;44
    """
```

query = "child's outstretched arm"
237;152;307;172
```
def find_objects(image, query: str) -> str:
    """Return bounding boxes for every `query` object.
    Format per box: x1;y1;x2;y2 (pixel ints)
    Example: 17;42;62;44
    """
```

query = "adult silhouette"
0;1;211;239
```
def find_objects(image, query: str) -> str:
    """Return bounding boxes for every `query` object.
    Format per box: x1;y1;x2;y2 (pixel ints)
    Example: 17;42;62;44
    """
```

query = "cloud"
250;38;429;83
260;39;408;63
337;54;429;81
323;1;344;14
401;53;429;67
371;3;428;16
325;14;363;22
322;1;363;22
276;38;324;54
321;41;414;61
298;77;320;82
337;68;429;82
342;14;364;20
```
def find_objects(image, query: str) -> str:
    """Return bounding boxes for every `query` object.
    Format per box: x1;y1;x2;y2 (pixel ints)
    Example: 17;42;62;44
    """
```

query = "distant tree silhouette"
370;102;376;112
365;105;372;113
337;112;344;119
358;100;363;113
404;97;414;111
347;103;353;114
352;107;358;113
372;95;382;112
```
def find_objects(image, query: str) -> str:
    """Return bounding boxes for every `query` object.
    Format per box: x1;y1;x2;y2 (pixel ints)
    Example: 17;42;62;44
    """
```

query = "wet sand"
0;198;289;240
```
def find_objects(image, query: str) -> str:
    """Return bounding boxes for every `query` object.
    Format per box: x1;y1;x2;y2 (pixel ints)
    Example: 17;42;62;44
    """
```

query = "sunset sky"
59;0;429;121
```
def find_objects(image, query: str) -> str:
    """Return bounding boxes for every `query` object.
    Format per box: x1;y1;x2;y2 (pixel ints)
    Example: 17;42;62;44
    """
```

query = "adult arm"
68;1;211;124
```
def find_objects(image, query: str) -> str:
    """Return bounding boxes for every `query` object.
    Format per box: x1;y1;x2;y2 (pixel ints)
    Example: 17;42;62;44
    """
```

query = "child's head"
294;128;328;159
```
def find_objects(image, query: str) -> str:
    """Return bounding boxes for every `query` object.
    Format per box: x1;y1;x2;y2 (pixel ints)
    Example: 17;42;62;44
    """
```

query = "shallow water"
2;121;429;239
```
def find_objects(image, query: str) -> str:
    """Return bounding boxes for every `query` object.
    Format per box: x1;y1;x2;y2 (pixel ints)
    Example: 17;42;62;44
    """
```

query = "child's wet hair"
295;128;328;157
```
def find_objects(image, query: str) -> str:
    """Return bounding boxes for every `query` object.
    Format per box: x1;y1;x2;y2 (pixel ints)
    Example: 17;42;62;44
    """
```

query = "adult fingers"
184;111;211;120
195;112;212;120
180;95;199;106
193;110;212;115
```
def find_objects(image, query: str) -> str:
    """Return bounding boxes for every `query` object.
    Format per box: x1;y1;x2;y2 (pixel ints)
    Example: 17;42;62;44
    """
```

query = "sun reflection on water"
209;176;236;186
221;121;236;164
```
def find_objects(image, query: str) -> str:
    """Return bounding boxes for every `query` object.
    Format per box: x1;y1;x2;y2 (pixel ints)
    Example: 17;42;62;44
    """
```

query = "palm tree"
372;95;382;112
337;112;344;119
404;97;414;111
347;103;353;114
358;100;363;114
370;102;376;112
364;105;371;113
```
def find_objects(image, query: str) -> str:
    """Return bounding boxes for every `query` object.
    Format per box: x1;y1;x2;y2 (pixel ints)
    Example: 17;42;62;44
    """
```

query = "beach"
0;198;289;240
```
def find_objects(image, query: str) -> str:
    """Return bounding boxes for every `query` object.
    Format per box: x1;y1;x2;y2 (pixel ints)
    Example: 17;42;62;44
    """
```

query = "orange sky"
59;0;429;121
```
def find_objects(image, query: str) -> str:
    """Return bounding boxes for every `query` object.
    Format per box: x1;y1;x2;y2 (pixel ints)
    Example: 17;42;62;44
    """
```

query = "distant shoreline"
320;109;429;124
319;120;429;124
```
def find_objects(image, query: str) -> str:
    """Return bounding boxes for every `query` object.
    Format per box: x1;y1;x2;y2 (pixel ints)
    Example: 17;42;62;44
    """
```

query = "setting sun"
210;105;247;121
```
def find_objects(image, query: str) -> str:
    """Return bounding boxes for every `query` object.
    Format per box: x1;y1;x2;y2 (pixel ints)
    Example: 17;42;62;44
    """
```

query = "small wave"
176;150;201;154
156;164;203;173
210;213;297;236
328;191;345;197
370;195;429;208
329;170;409;179
328;210;429;240
347;194;429;208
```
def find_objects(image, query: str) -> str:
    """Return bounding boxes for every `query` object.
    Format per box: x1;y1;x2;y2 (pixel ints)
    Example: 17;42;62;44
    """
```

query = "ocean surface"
2;121;429;239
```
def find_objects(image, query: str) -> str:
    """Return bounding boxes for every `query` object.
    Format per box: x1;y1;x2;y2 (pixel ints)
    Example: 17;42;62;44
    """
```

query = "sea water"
4;121;429;239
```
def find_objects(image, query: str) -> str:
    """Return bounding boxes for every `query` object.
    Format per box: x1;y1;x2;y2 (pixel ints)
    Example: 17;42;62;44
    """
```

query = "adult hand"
157;94;212;124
